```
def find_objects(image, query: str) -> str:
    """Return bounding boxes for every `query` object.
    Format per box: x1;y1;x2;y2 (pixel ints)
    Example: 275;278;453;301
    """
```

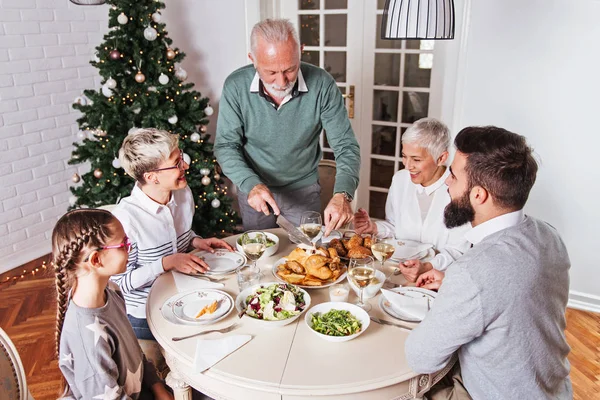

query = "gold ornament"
71;173;81;183
201;176;211;186
93;169;103;178
166;48;176;60
214;173;221;180
199;125;207;133
135;72;146;83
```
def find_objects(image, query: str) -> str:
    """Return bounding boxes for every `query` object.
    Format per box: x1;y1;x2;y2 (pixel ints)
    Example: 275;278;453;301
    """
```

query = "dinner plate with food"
272;246;347;289
305;302;370;342
235;282;311;327
189;249;247;276
161;289;233;326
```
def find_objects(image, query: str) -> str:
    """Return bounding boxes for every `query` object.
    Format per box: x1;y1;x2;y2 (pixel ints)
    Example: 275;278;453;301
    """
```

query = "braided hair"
51;209;115;360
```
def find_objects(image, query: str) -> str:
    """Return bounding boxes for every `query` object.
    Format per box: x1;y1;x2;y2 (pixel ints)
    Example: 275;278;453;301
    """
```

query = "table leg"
165;370;192;400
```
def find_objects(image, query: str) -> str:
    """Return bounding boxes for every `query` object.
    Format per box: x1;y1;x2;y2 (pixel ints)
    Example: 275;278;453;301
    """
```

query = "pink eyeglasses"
84;236;132;261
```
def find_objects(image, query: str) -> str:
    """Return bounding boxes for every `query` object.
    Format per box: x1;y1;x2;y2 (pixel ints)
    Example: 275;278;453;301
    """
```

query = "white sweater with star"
58;288;160;399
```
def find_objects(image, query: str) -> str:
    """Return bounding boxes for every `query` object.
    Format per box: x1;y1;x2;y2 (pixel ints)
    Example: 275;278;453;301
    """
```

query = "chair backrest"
0;328;30;400
318;159;337;216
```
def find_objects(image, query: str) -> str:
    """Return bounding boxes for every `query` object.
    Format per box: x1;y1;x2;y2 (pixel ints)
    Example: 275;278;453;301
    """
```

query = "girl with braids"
52;209;173;400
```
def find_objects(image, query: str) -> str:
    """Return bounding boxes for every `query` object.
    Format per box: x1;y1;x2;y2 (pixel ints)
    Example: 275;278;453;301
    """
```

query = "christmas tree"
69;0;238;237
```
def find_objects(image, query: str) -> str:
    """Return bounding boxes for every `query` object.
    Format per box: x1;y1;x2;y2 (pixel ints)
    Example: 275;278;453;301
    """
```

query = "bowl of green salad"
235;282;311;327
305;302;370;342
236;231;279;257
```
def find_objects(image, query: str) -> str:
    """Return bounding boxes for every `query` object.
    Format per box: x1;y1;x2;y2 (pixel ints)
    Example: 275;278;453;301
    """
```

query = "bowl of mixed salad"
236;232;280;257
305;302;370;342
235;282;311;327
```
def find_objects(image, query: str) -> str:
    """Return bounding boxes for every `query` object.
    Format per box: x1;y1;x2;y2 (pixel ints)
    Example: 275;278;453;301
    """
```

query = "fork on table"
171;323;240;342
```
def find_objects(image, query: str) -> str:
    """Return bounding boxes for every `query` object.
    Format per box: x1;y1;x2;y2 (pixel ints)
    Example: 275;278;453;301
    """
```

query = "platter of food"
305;302;370;342
272;247;347;289
235;282;311;327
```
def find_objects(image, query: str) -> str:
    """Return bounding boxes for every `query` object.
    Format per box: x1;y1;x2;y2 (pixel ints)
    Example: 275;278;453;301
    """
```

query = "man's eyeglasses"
149;150;185;172
84;236;132;262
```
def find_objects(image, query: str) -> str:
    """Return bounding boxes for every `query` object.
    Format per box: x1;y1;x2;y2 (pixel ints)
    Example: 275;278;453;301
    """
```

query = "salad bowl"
235;282;311;328
305;302;370;342
236;231;280;258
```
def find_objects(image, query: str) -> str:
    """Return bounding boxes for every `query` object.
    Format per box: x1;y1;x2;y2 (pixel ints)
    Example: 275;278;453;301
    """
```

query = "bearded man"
406;126;572;400
215;18;360;235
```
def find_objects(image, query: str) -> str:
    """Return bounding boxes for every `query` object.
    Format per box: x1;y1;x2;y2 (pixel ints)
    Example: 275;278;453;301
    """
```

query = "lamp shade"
69;0;106;5
382;0;455;40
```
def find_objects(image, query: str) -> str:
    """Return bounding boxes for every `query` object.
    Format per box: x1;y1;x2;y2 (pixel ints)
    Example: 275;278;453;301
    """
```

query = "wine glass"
347;256;375;311
371;234;397;286
240;231;267;277
300;211;322;245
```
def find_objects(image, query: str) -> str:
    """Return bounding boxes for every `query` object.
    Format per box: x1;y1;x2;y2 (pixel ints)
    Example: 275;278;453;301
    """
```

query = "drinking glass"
347;256;375;311
236;267;261;292
300;211;322;244
370;234;397;285
240;231;267;277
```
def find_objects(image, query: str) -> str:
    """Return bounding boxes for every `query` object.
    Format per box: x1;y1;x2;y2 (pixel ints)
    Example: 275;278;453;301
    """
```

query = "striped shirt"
111;183;198;319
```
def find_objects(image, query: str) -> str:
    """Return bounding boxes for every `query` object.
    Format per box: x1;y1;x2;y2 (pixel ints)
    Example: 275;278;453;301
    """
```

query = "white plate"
305;302;370;342
235;282;311;327
389;239;434;261
190;250;246;276
379;286;436;322
271;257;347;289
160;289;233;326
171;290;233;323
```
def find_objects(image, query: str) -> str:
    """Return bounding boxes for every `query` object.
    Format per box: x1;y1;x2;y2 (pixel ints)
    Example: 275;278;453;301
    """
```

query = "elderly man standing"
215;18;360;234
406;126;572;399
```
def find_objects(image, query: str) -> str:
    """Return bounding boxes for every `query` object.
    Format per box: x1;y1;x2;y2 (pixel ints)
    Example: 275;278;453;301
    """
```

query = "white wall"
0;0;109;272
441;0;600;309
0;0;249;273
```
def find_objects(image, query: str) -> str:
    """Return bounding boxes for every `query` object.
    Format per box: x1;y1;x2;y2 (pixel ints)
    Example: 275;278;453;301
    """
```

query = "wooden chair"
0;328;33;400
318;159;356;216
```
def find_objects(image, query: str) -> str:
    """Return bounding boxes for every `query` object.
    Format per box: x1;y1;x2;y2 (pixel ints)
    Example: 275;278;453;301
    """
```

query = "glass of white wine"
240;231;267;277
348;256;375;311
371;234;397;285
300;211;322;245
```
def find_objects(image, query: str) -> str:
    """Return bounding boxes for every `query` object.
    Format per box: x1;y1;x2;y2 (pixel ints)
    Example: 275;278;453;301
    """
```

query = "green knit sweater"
214;62;360;195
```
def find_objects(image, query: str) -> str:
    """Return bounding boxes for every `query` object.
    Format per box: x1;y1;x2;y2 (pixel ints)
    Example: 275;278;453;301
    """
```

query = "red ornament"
109;50;121;60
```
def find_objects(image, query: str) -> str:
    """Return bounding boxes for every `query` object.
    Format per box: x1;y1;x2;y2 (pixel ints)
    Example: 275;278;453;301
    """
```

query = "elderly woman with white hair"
354;118;470;281
111;128;232;341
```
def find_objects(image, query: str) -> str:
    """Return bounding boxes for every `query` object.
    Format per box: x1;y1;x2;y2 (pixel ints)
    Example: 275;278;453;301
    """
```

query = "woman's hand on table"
192;237;233;252
162;253;210;274
353;208;377;235
416;268;445;290
399;259;433;283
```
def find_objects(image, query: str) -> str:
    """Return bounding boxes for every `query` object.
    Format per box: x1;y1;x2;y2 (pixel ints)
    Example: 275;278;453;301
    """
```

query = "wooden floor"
1;267;599;399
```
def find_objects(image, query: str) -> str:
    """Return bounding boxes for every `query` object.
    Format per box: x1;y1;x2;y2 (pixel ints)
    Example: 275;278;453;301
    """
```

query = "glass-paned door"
281;0;364;161
358;0;436;218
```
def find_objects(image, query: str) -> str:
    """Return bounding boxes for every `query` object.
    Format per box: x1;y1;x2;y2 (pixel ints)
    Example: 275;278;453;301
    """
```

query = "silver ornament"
211;199;221;208
151;12;162;22
190;132;200;142
158;73;169;85
73;96;87;106
174;68;187;81
106;77;117;89
101;85;113;97
143;26;158;41
200;168;210;176
204;105;214;116
117;13;128;25
147;86;157;92
183;153;191;165
112;158;121;168
201;176;211;186
77;130;87;140
168;115;178;124
132;107;141;114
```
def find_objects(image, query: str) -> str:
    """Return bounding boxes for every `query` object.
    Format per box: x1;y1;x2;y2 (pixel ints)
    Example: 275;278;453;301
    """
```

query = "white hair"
250;18;300;58
401;118;450;161
118;128;178;183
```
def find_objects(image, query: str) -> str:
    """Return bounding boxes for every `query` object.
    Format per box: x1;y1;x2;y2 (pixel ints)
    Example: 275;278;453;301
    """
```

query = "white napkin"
194;334;252;372
392;240;433;260
380;288;429;320
172;271;224;292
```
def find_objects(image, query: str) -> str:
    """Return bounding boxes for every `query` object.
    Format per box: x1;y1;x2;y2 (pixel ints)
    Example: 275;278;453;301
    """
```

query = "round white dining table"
147;228;453;400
